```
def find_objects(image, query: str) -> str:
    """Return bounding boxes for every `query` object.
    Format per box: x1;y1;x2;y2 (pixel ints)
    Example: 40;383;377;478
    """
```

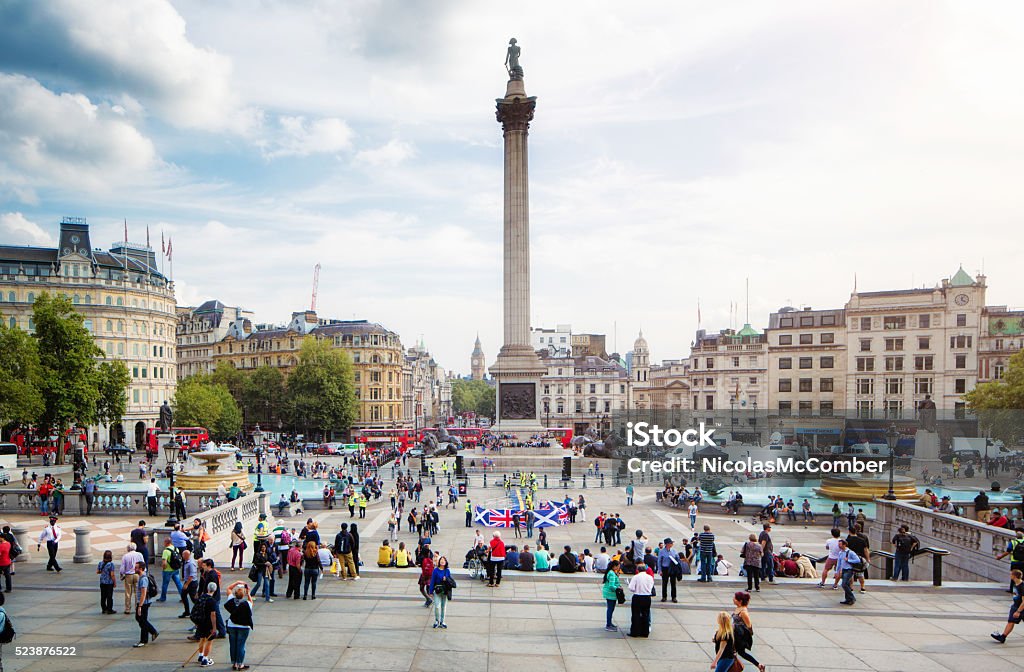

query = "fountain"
814;471;919;501
174;442;254;494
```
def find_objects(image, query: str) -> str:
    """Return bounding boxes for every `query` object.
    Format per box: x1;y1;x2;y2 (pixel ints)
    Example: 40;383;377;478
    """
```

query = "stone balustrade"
870;498;1016;582
0;488;225;516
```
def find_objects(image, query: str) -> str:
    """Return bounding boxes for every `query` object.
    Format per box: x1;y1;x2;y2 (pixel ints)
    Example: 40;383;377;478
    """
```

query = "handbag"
729;659;744;672
615;587;626;604
247;565;260;582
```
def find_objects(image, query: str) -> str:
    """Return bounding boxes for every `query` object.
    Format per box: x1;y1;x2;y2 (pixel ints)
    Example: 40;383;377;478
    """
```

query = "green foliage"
32;293;105;462
173;374;243;441
285;337;357;439
243;366;286;427
451;378;496;419
966;349;1024;445
95;360;131;427
0;313;44;427
210;362;247;400
211;384;243;438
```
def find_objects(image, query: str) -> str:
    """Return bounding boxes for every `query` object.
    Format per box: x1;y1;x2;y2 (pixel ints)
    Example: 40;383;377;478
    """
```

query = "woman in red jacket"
418;549;434;607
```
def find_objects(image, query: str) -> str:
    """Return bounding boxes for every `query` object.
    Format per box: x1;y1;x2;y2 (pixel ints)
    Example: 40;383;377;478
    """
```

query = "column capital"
496;96;536;133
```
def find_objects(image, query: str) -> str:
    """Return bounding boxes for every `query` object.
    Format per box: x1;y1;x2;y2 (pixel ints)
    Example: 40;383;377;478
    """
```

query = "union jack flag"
474;506;567;528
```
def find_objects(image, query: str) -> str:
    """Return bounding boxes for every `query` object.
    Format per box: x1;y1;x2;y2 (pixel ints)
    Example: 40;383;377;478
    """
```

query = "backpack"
847;551;866;573
0;609;14;644
167;548;182;571
190;595;211;626
1011;539;1024;563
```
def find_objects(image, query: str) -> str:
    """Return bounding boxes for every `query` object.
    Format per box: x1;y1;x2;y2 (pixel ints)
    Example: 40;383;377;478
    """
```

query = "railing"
0;488;223;516
871;499;1015;583
869;548;952;586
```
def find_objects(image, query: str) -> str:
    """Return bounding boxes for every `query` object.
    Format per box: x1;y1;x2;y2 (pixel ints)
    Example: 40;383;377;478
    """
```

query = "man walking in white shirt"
146;478;160;516
37;515;62;572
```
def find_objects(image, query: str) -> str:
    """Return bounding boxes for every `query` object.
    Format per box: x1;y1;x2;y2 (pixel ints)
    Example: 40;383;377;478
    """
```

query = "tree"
173;375;243;441
173;377;222;431
451;378;496;419
0;315;44;429
285;337;357;440
966;349;1024;446
33;293;104;463
95;360;131;434
211;384;243;439
210;362;247;402
243;366;285;427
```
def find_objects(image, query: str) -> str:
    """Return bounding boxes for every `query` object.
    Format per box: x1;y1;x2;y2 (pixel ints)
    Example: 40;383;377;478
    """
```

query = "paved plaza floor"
2;477;1022;671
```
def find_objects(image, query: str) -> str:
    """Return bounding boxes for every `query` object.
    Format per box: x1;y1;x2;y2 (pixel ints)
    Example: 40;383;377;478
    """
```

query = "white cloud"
0;0;255;133
0;212;55;246
0;74;159;192
260;116;354;159
354;139;415;168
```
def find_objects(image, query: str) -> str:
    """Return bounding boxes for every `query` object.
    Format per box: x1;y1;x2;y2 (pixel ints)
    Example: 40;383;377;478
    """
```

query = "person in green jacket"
602;560;622;632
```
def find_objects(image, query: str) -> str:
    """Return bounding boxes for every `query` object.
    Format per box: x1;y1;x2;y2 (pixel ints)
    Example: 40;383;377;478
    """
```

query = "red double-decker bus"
145;427;210;455
548;427;574;449
354;428;415;453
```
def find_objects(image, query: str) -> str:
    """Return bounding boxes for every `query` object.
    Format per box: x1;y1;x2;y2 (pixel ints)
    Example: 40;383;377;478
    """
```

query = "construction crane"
310;263;321;311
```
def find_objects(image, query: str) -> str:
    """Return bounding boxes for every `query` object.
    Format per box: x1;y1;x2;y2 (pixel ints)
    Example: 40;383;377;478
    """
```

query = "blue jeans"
893;552;910;581
160;570;183;600
227;626;249;664
700;553;714;581
841;569;855;603
39;496;49;514
689;514;697;528
605;598;617;627
714;657;736;672
761;554;775;581
253;571;275;600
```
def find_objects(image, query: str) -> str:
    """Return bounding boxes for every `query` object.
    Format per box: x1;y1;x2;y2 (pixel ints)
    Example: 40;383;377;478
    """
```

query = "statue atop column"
505;38;523;80
159;400;173;432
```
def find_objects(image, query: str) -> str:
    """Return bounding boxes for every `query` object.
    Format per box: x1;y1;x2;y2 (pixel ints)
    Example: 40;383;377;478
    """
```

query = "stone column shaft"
504;124;530;348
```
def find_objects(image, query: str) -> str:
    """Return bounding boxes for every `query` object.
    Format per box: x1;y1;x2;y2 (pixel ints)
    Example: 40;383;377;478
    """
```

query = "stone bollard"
12;526;31;562
73;527;93;563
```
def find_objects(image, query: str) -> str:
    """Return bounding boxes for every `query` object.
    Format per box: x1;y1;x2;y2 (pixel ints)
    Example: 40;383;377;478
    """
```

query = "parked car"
105;443;135;457
0;469;10;485
316;443;343;455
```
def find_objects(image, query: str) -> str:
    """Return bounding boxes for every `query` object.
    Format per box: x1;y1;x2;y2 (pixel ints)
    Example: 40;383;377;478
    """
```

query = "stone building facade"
176;300;253;379
0;217;177;448
844;268;986;418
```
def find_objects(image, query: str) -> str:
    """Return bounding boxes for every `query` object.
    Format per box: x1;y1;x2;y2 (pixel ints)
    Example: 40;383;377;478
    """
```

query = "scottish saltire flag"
474;505;567;528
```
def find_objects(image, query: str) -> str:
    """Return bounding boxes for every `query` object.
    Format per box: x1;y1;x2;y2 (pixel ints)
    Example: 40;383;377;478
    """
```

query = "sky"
1;0;1023;376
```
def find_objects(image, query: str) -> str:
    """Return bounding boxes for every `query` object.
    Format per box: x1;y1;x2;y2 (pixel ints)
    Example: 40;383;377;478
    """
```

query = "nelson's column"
489;38;546;436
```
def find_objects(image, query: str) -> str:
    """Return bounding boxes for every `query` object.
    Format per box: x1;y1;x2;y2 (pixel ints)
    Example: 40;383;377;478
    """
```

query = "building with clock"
0;216;178;449
843;267;985;418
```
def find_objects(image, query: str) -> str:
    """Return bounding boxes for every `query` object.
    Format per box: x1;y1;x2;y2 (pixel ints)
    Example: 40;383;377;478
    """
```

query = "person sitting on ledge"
277;494;289;515
934;496;956;515
534;547;551;572
504;545;521;571
377;540;395;567
557;545;578;573
990;508;1010;528
518;545;535;571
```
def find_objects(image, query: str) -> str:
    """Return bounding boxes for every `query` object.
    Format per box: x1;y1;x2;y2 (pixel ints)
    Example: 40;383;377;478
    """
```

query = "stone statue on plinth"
159;401;173;432
918;395;937;433
505;38;523;80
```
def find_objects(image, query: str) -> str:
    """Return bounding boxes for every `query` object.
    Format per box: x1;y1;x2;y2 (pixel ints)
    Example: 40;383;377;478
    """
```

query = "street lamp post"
884;423;900;501
253;424;265;493
162;435;179;527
